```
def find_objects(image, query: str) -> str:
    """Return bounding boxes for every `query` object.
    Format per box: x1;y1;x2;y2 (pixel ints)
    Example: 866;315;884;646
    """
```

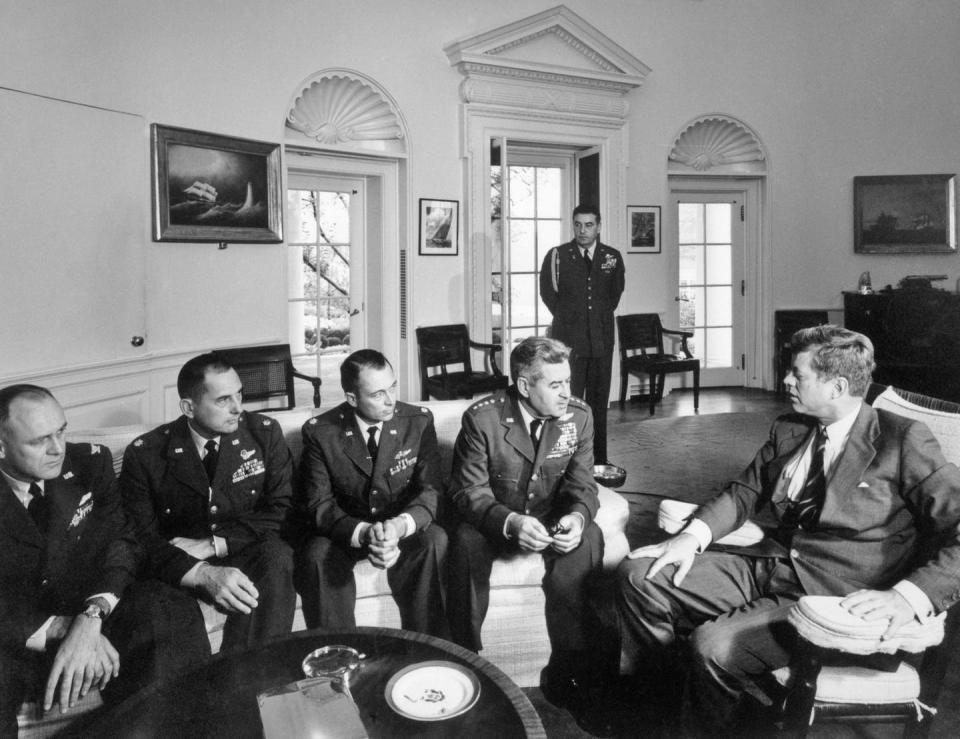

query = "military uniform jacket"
297;401;442;547
697;404;960;613
0;443;141;651
120;412;294;585
540;240;625;357
449;388;599;541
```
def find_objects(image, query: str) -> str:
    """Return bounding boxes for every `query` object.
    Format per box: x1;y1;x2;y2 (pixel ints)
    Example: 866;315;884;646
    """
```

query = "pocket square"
857;481;870;488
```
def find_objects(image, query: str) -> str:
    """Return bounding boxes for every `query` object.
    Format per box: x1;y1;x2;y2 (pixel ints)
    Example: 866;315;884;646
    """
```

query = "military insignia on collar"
240;449;255;460
346;430;354;437
134;439;144;447
232;439;240;445
174;447;183;454
62;471;74;480
262;420;270;426
389;429;397;435
420;407;428;413
91;445;101;454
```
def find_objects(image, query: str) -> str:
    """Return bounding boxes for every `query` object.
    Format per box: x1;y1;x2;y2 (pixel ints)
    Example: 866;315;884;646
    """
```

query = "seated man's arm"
398;413;443;533
554;406;599;527
449;412;521;541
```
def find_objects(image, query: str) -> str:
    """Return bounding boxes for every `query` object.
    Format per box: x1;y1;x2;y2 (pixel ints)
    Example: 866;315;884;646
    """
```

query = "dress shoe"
540;667;617;737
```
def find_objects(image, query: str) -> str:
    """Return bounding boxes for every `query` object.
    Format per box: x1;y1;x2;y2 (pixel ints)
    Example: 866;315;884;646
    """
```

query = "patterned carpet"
607;410;784;505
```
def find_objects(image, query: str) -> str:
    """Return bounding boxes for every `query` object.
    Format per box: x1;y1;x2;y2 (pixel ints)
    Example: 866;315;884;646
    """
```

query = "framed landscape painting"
151;124;283;243
854;174;956;254
627;205;661;254
419;198;459;255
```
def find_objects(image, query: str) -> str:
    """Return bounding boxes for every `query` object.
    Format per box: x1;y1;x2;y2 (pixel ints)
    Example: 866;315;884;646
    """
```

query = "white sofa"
20;399;629;736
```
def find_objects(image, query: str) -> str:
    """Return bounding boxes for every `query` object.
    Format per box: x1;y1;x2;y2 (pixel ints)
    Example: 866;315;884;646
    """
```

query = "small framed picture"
627;205;660;254
419;198;459;256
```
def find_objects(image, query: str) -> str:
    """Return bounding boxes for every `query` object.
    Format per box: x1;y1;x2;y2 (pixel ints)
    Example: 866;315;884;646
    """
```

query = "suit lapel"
822;403;878;520
340;409;373;475
0;475;42;546
374;416;400;479
166;418;210;497
502;394;536;463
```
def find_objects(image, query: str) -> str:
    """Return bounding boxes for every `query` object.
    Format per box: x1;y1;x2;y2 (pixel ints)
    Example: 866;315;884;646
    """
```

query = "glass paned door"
286;176;365;406
677;196;744;386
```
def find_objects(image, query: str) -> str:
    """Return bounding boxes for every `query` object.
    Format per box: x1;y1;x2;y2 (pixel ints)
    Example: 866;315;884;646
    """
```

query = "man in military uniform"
120;352;296;651
447;336;604;728
0;385;206;734
540;203;625;464
294;349;447;637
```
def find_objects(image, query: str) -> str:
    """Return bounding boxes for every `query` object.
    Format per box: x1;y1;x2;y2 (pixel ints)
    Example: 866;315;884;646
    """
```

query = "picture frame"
418;198;459;256
627;205;661;254
151;124;283;243
854;174;956;254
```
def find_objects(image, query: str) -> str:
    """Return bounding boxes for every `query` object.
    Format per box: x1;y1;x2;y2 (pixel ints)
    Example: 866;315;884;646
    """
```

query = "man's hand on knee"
628;532;699;586
549;514;583;554
507;514;552;552
195;563;259;614
43;615;118;712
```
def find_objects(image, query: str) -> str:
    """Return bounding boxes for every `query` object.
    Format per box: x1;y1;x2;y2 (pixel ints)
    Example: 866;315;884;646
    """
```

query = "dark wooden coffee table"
82;626;546;738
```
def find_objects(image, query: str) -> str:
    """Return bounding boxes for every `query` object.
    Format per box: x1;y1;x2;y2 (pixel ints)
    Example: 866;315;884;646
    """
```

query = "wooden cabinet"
844;291;960;401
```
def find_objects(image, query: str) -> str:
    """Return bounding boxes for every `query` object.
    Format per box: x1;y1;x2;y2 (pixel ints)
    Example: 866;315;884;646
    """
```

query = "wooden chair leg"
781;642;822;738
648;372;657;415
620;370;628;407
693;365;700;410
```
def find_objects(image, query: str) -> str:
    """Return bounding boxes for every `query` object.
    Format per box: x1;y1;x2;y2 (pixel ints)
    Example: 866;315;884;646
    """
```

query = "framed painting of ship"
151;124;283;243
418;198;458;256
854;174;956;254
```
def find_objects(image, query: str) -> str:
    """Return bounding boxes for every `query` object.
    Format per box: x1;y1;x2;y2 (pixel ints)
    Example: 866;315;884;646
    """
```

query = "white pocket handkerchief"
857;481;870;488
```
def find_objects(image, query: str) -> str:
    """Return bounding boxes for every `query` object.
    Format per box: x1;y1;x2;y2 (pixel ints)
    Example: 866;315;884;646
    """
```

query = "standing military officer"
120;352;296;651
447;336;605;731
294;349;448;637
540;203;625;464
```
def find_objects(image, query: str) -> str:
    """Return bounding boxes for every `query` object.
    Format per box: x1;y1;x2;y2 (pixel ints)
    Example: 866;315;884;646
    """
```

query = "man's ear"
516;376;530;399
179;397;195;419
832;376;849;399
345;391;358;409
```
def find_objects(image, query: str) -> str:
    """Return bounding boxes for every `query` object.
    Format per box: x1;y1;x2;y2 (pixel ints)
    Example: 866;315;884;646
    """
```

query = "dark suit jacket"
449;388;599;541
696;403;960;612
296;401;442;547
540;240;625;357
0;443;141;651
119;412;293;585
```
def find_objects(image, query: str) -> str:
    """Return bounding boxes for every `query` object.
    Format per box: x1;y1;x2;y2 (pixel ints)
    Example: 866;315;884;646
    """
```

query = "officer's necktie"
367;425;379;464
28;483;50;534
582;249;592;270
529;418;543;453
203;439;219;482
786;427;828;530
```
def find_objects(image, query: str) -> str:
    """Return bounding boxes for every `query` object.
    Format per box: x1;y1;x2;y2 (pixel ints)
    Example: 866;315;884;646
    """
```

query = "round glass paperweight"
301;645;363;685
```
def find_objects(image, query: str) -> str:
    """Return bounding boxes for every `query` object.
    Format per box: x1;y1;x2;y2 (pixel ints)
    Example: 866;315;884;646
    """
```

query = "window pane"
689;327;704;359
705;203;731;243
678;244;703;285
537;221;561;264
705;327;733;368
510;274;537;326
287;190;316;242
509;219;536;272
678;203;703;243
705;243;731;284
536;168;562;218
680;286;704;328
509;166;535;218
706;286;732;326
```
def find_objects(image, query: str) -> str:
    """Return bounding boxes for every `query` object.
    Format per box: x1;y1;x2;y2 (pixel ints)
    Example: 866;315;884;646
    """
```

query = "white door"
674;193;746;386
286;174;366;406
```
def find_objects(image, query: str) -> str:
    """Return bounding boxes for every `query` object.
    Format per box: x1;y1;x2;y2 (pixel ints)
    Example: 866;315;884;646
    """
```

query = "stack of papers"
258;677;367;738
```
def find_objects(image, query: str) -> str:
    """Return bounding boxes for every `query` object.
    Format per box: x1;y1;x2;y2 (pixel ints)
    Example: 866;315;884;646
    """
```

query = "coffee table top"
85;626;546;738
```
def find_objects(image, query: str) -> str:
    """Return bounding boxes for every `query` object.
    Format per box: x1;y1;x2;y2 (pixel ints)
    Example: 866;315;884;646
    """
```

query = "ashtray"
301;645;363;685
593;463;627;488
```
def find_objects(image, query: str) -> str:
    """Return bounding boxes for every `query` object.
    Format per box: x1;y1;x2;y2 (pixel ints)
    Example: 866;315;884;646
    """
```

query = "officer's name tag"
389;455;417;477
232;457;266;484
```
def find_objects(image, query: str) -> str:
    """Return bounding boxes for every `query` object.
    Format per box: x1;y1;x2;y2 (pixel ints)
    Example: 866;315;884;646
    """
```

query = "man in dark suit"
0;385;206;735
447;336;605;729
120;352;296;651
616;325;960;734
540;203;625;464
294;349;447;637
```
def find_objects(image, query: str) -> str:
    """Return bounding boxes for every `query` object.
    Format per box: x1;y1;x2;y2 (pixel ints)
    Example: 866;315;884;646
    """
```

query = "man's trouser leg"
387;523;450;639
447;521;498;652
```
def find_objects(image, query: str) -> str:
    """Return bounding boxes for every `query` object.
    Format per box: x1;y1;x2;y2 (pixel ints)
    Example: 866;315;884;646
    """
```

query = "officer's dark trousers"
571;353;612;463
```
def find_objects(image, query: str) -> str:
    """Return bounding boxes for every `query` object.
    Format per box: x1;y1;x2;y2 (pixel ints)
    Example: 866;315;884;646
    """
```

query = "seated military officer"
294;349;448;638
119;352;296;651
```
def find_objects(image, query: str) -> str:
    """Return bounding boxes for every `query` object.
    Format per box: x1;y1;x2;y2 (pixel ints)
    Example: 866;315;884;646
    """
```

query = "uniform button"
528;493;535;499
371;489;379;496
210;505;218;514
371;507;378;514
164;508;171;514
531;473;538;481
524;508;530;514
790;548;799;558
42;578;49;586
211;523;218;531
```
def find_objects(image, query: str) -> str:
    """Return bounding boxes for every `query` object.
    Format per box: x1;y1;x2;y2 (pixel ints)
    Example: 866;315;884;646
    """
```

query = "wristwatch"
80;596;111;620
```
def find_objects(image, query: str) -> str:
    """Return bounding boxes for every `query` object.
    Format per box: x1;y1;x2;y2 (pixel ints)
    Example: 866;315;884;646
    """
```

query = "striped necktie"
786;427;828;530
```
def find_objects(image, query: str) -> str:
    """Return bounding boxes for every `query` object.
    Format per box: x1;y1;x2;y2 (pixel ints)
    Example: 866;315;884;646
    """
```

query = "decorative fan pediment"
669;115;767;174
285;69;406;155
444;5;649;115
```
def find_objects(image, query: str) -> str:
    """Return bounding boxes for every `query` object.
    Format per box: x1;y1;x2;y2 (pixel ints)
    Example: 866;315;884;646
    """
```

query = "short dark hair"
177;352;234;401
789;325;875;397
510;336;571;383
573;203;601;222
340;349;392;394
0;384;56;429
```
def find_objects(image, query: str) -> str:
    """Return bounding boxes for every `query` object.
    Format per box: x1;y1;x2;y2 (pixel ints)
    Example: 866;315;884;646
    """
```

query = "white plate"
384;660;481;721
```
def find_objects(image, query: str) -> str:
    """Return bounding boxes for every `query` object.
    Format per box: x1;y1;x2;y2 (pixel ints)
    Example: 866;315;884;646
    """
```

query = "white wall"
2;0;959;420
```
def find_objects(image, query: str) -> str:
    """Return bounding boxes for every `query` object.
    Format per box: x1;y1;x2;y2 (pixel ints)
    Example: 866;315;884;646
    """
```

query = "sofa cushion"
771;661;921;705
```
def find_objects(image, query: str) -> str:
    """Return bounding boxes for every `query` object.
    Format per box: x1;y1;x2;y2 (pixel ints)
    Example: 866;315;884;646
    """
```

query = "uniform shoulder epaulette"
567;396;590;411
466;394;504;415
